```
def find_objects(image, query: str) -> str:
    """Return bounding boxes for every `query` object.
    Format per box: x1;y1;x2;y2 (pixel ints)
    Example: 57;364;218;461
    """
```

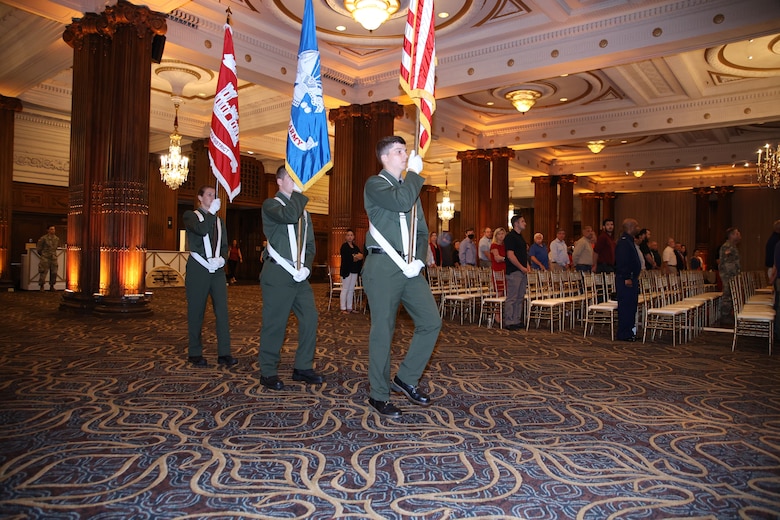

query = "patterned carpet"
1;284;780;519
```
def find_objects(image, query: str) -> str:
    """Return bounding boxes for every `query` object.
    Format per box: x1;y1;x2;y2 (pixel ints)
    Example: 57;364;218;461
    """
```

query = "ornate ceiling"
2;0;780;204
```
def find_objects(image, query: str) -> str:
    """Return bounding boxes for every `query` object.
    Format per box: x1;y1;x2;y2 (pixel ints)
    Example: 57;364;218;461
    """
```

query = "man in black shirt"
504;214;529;330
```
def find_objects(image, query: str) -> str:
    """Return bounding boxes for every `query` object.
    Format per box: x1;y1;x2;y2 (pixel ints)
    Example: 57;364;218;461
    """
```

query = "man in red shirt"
594;218;616;273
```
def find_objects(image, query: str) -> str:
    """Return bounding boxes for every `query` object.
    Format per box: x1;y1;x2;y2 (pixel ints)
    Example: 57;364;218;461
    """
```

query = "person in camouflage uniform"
36;225;60;291
718;227;741;324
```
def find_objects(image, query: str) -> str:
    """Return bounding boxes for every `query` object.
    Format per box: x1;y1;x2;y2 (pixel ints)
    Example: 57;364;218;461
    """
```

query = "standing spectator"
674;242;687;271
549;229;569;271
638;228;656;269
572;226;596;273
453;240;461;266
765;220;780;280
339;229;364;314
460;228;477;266
634;230;646;271
490;227;507;293
529;232;549;271
662;238;678;274
36;224;60;292
594;218;616;273
478;227;493;268
183;186;237;368
504;214;529;330
259;166;322;390
362;136;441;417
259;240;267;267
649;241;662;270
439;232;454;267
426;231;442;267
689;249;705;271
227;239;242;284
615;218;641;342
718;227;742;325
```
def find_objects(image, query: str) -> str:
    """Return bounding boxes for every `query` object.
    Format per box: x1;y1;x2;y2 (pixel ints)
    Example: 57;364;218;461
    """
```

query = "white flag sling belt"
266;196;308;279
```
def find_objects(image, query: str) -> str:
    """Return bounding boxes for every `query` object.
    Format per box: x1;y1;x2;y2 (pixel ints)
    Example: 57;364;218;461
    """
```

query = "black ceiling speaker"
151;35;166;64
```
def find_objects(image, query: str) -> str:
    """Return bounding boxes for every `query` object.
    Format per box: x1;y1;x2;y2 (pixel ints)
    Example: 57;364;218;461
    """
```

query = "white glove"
208;198;222;214
293;266;310;282
406;151;423;174
402;259;425;278
292;182;302;193
208;257;225;270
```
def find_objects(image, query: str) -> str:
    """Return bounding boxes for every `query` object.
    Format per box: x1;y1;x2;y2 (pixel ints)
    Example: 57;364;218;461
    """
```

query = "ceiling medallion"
505;89;541;114
344;0;400;31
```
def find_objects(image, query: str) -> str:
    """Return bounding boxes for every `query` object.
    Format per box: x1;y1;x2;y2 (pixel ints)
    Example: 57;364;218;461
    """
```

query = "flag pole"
407;106;422;264
219;7;232;197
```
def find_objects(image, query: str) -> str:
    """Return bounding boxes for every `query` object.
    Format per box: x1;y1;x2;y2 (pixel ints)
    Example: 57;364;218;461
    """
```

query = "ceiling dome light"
587;140;606;154
344;0;400;31
632;170;646;178
505;89;542;114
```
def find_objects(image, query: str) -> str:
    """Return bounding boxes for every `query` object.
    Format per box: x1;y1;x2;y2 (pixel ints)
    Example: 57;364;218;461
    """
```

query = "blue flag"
285;0;332;191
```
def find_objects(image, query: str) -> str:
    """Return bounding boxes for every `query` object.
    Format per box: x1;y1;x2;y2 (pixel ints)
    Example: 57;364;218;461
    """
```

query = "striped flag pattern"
400;0;436;157
209;23;241;202
285;0;332;191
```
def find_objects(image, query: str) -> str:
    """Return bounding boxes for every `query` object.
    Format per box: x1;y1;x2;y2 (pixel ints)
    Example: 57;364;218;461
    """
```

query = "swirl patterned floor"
1;284;780;519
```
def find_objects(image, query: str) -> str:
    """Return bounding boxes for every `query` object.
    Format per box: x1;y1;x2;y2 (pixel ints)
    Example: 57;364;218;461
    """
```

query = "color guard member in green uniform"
258;166;323;391
363;136;442;417
183;186;237;368
36;225;60;291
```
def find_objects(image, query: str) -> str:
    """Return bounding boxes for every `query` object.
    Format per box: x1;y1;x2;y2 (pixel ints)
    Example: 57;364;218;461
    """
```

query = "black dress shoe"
368;398;402;417
618;336;638;342
391;375;431;406
188;356;208;368
218;355;238;366
259;375;284;391
292;368;324;384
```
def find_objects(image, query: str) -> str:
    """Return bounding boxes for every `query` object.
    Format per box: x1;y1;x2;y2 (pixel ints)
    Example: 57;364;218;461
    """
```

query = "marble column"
557;175;576;245
488;148;514;231
0;96;22;286
456;149;490;238
328;101;403;269
61;0;165;315
531;176;555;243
580;193;601;236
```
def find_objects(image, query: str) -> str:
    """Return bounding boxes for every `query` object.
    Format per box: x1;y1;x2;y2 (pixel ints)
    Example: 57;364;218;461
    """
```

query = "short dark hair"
603;218;614;226
376;136;406;162
510;214;522;227
197;185;214;196
275;165;288;180
726;226;738;239
638;228;648;235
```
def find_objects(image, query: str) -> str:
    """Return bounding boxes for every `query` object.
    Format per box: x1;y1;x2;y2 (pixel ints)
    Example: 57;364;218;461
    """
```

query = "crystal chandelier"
437;167;455;222
505;89;542;114
756;143;779;189
587;140;606;154
344;0;400;31
160;101;189;190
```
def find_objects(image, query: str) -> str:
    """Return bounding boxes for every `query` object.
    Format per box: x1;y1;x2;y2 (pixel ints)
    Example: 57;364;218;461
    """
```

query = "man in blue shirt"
459;228;477;266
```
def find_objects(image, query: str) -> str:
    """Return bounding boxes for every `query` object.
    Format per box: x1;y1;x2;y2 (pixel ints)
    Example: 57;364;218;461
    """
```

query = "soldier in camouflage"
36;225;60;291
718;227;741;325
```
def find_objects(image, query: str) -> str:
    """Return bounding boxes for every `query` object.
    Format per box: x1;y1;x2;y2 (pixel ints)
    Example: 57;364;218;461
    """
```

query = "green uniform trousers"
259;260;318;376
185;257;231;357
363;253;442;401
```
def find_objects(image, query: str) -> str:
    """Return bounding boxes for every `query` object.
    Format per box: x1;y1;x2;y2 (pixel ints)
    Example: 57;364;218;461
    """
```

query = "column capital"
557;174;577;185
579;192;601;200
423;184;440;194
601;192;617;200
715;185;735;196
0;95;22;112
456;149;491;161
64;0;166;49
531;176;553;185
365;100;404;119
692;187;714;196
486;147;516;160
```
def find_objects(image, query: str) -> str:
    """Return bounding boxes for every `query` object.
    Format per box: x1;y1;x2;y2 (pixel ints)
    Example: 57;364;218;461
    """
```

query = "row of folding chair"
526;270;587;332
730;272;775;354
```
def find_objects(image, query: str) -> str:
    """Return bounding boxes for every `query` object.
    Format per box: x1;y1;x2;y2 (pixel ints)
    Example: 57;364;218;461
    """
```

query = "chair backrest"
492;269;507;297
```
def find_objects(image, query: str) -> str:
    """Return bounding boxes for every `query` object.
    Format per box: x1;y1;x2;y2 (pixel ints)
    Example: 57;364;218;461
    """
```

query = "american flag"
400;0;436;157
286;0;332;191
209;23;241;202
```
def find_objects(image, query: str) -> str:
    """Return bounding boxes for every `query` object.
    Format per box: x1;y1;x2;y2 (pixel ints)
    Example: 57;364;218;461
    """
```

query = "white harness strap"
190;210;222;273
368;174;411;272
268;196;307;277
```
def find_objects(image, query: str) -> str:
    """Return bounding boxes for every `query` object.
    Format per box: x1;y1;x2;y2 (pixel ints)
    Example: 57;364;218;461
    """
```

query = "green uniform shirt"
261;191;315;269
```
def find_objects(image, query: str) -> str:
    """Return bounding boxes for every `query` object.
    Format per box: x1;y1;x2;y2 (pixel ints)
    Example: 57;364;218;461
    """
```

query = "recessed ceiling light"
486;101;494;106
198;92;206;97
559;97;568;102
748;55;753;60
438;12;449;19
247;151;254;155
336;25;346;31
560;73;569;77
621;140;627;144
